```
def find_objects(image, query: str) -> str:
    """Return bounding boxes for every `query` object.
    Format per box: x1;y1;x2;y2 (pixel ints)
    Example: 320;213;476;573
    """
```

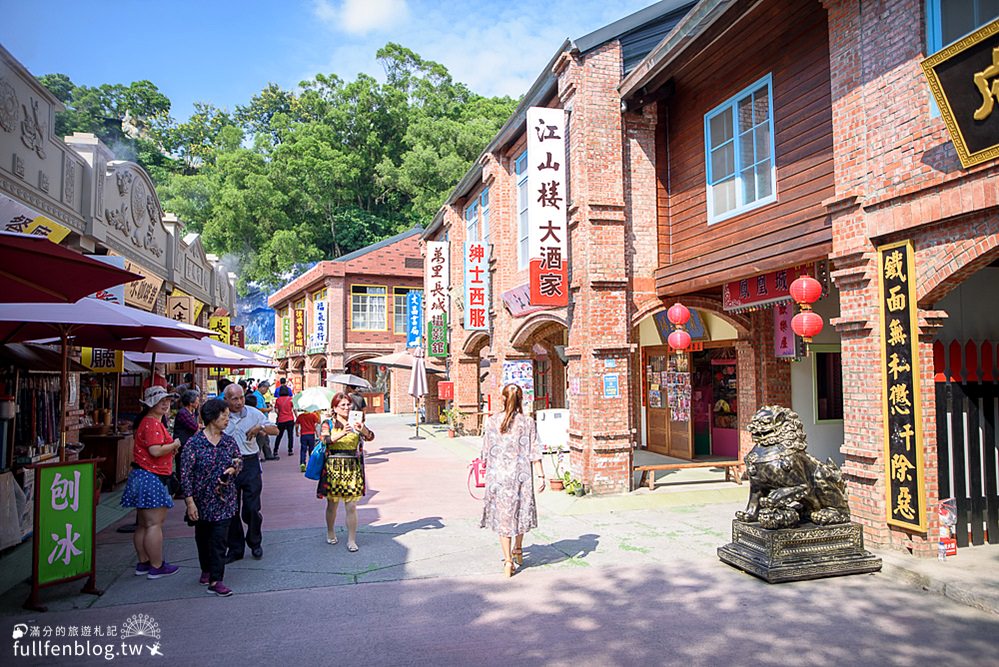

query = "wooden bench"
634;460;744;489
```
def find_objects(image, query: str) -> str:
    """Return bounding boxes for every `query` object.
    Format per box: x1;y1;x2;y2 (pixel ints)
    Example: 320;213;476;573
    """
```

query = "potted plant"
547;449;566;490
441;407;461;437
563;474;586;497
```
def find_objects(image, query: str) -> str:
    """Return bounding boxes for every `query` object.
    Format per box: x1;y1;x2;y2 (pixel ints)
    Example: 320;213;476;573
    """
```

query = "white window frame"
464;199;479;243
703;74;777;225
392;287;421;335
515;152;529;270
480;188;490;247
350;285;387;331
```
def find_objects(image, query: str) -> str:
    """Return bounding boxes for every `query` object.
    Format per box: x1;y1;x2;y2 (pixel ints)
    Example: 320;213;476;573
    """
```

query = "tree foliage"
40;45;517;292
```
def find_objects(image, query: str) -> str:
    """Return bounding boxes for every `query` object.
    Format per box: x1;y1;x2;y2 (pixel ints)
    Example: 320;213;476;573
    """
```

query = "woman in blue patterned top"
180;398;242;597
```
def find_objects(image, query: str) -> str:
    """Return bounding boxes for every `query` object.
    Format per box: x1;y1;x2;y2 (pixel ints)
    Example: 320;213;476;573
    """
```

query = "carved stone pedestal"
718;520;882;583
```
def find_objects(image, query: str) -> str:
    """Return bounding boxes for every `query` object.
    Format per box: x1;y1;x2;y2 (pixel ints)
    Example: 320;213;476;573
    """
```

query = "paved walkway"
1;414;997;665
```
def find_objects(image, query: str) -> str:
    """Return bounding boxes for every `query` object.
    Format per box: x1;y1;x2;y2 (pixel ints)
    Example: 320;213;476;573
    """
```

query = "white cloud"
313;0;410;35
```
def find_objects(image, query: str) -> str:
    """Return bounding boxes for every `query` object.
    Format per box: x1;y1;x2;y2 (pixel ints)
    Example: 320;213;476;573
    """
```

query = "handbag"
304;439;326;480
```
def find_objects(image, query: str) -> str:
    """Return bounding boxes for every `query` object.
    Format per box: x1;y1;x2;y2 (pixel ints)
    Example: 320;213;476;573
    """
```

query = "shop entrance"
690;347;739;458
642;345;692;459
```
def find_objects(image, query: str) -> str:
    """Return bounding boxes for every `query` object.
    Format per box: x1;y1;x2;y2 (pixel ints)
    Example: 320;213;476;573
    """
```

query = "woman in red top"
273;388;296;457
121;386;183;579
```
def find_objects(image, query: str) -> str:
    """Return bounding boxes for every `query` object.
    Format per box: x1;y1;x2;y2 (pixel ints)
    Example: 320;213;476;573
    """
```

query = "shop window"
393;287;421;335
350;285;386;331
465;199;479;243
814;349;844;422
704;74;776;224
516;152;529;270
480;189;490;246
925;0;999;115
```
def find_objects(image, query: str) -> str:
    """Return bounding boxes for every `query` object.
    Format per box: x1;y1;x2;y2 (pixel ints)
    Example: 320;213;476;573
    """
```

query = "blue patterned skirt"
120;467;174;509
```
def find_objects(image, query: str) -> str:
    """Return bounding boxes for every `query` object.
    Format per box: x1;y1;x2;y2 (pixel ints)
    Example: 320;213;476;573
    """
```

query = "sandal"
503;559;515;578
326;535;338;545
347;543;359;552
512;548;523;566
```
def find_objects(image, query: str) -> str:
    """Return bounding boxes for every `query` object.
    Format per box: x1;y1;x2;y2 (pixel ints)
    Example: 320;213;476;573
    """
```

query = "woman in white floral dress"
480;383;546;577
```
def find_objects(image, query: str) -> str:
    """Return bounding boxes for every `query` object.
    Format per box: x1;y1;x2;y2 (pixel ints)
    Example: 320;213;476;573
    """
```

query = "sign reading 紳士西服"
28;461;101;611
878;240;926;532
424;241;449;357
527;107;568;307
406;290;423;348
921;17;999;168
464;241;490;330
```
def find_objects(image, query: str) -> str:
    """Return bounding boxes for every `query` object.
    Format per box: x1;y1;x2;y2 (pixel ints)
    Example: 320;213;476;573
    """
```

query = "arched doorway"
345;353;389;413
510;314;568;413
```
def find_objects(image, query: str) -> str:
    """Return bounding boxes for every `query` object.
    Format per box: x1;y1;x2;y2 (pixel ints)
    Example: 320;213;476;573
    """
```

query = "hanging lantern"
668;329;692;352
666;302;691;326
790;275;822;305
791;311;824;342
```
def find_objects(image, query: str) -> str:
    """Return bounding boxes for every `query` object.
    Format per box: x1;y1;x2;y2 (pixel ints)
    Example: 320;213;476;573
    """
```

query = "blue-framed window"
704;74;776;224
515;152;529;270
464;199;479;243
926;0;999;53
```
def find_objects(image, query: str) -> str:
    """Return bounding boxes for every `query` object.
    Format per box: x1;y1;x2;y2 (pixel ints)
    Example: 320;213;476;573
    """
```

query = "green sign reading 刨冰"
36;462;95;585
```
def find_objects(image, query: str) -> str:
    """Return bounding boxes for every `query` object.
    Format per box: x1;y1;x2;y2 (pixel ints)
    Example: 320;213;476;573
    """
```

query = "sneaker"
300;464;306;472
199;571;211;585
287;450;293;456
134;561;150;576
208;581;233;597
147;561;180;579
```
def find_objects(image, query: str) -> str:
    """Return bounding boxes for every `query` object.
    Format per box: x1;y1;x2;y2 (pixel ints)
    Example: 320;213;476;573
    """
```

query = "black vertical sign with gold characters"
878;240;927;532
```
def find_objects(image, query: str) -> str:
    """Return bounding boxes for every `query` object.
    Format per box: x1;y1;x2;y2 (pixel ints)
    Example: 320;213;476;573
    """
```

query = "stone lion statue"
735;405;851;529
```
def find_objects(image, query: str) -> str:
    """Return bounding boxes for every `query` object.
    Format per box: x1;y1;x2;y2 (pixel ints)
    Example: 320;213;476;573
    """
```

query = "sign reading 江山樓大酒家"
921;17;999;168
527;107;568;307
878;240;927;533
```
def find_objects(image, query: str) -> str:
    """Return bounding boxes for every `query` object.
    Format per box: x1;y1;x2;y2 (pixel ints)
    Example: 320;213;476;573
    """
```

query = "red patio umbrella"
0;231;143;303
0;299;213;460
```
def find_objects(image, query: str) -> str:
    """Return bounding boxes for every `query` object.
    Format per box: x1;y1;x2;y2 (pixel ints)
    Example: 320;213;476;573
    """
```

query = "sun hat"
140;386;178;407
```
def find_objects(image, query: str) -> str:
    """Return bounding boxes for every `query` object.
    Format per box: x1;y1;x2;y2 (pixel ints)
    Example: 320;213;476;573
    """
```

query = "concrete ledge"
874;548;999;616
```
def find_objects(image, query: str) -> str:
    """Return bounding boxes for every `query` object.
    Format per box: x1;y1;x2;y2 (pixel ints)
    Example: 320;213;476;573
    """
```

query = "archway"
510;314;569;412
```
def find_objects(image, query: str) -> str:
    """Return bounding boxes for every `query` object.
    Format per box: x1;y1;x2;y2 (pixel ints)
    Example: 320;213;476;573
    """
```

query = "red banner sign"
437;381;454;400
723;264;814;312
230;325;245;349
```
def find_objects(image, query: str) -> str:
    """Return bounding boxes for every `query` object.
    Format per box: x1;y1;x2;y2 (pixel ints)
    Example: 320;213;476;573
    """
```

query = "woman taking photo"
121;386;182;579
180;398;242;597
480;383;545;577
317;392;374;552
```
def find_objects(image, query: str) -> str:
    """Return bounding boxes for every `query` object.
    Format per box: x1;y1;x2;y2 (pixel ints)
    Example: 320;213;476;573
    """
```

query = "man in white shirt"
223;384;278;561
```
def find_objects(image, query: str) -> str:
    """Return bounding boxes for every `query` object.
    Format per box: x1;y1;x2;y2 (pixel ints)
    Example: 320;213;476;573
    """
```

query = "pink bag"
467;458;486;499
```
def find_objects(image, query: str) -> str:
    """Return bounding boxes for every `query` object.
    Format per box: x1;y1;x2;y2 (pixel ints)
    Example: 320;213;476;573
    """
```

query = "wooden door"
644;347;670;455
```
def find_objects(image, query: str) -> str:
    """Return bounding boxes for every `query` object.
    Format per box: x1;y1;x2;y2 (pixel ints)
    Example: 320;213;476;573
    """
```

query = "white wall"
790;286;845;464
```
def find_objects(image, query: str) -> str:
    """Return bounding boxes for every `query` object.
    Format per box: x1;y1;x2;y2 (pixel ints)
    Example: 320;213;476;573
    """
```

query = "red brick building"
423;1;693;494
622;0;999;555
268;228;425;412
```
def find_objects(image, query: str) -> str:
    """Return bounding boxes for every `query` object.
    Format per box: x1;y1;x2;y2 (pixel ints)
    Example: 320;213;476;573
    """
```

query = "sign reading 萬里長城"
527;107;568;307
921;17;999;168
878;240;927;532
406;290;423;348
425;241;449;357
464;241;490;330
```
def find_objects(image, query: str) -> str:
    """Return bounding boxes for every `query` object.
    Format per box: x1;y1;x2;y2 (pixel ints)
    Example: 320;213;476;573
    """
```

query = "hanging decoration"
666;302;692;355
790;275;824;348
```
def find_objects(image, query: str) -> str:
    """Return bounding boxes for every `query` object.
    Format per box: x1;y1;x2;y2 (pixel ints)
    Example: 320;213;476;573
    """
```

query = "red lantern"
791;311;824;342
790;275;822;305
667;302;691;326
668;329;692;351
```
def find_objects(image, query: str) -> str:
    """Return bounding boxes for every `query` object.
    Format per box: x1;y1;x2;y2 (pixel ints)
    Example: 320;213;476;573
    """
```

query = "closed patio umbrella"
0;231;142;303
407;347;429;441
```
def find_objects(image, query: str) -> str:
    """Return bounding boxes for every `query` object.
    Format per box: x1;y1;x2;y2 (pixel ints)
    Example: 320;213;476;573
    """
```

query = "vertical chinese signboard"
464;241;490;330
168;294;193;324
425;241;449;358
282;315;291;349
527;107;568;307
406;290;423;348
293;309;306;349
773;301;799;359
878;240;927;532
314;300;328;346
229;325;245;349
28;460;100;610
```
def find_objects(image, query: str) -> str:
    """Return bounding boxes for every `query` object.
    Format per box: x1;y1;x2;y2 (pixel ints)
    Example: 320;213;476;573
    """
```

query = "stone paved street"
1;414;998;666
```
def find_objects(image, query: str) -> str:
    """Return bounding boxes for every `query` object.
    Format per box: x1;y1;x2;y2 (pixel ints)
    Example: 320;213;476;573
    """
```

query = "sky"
0;0;656;122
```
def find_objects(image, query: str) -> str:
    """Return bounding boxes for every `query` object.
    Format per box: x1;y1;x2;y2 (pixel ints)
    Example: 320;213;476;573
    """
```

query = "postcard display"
647;355;691;422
